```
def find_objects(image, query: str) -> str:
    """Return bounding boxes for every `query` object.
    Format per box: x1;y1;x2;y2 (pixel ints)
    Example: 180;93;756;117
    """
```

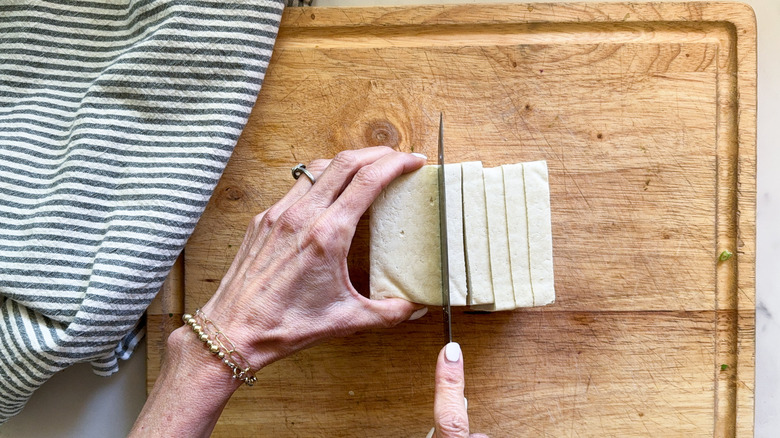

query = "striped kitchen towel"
0;0;284;421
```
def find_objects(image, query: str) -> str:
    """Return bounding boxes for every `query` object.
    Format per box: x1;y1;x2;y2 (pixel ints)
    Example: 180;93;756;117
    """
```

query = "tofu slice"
445;163;468;306
523;161;555;306
502;163;533;307
476;166;515;311
369;165;441;305
461;161;494;305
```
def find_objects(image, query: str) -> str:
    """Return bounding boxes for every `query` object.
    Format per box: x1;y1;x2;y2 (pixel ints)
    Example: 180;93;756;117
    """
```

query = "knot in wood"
224;186;243;201
364;120;400;148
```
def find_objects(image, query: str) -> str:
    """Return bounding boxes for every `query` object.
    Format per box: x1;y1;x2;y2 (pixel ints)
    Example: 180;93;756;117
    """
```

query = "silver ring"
291;163;315;184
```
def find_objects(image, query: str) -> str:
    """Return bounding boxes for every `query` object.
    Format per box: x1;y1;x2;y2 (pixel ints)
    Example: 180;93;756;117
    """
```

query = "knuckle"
250;212;266;229
353;164;383;186
307;219;343;254
251;213;272;235
275;207;305;234
332;150;359;170
369;145;393;155
304;211;352;252
436;412;469;437
436;367;464;388
259;205;284;228
307;158;330;174
309;223;331;249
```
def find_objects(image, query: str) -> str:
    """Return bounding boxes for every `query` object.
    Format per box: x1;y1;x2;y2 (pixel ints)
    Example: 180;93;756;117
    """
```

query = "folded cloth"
0;0;285;422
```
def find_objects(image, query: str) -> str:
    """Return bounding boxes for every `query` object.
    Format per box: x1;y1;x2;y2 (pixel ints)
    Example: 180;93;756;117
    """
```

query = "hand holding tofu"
183;147;432;375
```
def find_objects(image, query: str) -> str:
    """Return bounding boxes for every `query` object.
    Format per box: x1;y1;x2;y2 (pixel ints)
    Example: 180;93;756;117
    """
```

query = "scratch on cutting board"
585;374;592;394
476;46;526;144
639;249;669;294
277;71;308;103
547;114;592;211
673;224;689;257
661;131;696;191
423;51;437;78
339;9;354;25
675;409;700;429
372;48;400;81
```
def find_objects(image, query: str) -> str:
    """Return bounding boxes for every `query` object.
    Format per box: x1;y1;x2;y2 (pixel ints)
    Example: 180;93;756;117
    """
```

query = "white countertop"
2;0;777;436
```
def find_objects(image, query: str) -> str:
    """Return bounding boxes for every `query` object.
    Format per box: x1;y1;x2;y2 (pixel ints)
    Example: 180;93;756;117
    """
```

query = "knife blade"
437;113;452;344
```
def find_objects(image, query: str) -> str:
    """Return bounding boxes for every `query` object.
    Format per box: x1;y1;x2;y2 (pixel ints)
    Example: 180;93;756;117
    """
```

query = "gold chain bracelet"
182;309;258;386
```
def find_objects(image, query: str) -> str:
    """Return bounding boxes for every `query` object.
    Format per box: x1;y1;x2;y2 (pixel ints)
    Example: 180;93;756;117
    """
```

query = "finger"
358;297;425;329
329;151;426;227
434;343;469;438
230;207;269;266
304;147;399;208
249;159;330;242
274;159;330;215
233;160;330;264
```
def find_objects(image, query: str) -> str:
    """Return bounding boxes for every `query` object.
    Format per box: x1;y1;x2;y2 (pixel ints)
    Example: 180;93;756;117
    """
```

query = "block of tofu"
444;163;468;306
523;161;555;306
369;165;441;305
502;163;533;308
369;159;554;310
473;166;515;311
461;161;494;305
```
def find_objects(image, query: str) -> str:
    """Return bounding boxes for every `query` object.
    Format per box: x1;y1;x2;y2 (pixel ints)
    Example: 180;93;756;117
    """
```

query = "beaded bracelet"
182;309;258;386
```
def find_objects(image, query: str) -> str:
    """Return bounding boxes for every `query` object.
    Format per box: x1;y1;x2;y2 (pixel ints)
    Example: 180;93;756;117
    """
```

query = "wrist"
131;325;242;437
166;325;243;397
199;297;299;371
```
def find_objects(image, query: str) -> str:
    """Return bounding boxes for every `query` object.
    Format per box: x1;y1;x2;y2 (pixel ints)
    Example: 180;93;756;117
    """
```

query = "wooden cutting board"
146;3;756;436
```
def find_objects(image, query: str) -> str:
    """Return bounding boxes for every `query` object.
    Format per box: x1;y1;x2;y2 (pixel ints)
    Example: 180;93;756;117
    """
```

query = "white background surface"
1;0;777;436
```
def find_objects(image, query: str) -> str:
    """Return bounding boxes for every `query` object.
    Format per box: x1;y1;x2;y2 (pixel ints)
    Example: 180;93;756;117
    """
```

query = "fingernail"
408;307;428;321
445;342;461;363
411;152;427;160
464;397;468;410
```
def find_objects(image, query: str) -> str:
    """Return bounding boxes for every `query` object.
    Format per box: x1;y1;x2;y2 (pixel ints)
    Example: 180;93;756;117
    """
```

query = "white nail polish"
411;152;427;160
408;307;428;321
464;397;468;410
445;342;461;363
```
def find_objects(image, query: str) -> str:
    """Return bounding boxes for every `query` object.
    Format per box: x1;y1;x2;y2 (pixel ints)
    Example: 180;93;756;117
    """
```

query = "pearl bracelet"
182;309;258;386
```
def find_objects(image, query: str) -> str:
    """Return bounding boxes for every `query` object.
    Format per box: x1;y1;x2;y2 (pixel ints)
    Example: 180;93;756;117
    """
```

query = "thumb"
433;342;469;438
361;297;424;328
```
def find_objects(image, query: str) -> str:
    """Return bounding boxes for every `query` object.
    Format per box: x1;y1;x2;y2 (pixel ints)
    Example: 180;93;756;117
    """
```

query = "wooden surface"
146;3;757;436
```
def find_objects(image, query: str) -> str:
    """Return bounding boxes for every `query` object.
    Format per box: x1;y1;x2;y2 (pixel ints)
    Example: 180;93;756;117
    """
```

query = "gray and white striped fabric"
0;0;284;422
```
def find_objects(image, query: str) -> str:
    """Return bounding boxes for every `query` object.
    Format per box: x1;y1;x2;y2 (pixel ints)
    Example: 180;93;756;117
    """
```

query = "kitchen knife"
437;113;452;344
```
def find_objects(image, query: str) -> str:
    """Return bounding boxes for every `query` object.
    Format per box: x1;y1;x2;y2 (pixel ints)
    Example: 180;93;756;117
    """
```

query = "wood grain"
146;3;756;437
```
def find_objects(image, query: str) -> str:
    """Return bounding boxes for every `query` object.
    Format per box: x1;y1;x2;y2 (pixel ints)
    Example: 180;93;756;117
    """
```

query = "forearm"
129;326;242;437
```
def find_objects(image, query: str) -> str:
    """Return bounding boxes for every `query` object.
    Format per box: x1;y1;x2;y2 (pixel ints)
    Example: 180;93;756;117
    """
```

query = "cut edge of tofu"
503;162;533;308
523;160;555;307
445;163;468;306
461;161;495;306
474;166;514;312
